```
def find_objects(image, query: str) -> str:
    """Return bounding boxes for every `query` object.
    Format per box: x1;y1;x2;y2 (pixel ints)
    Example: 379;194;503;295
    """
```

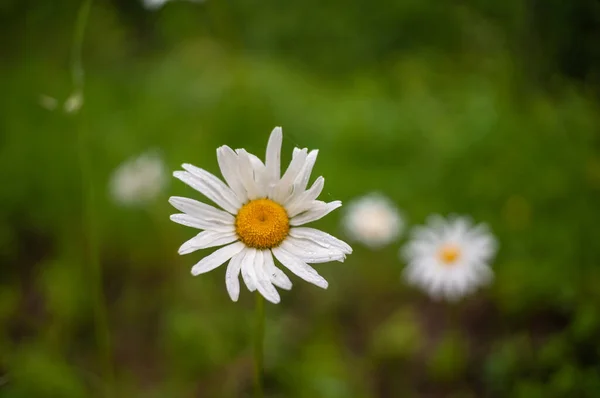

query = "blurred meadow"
2;0;600;396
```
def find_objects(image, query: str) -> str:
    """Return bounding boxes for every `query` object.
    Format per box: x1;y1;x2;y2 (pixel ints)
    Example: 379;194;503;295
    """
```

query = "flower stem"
71;0;92;91
70;0;115;395
254;293;265;398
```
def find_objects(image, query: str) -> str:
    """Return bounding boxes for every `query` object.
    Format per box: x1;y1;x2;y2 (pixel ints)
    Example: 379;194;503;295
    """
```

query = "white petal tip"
178;243;198;255
173;170;187;179
313;277;329;289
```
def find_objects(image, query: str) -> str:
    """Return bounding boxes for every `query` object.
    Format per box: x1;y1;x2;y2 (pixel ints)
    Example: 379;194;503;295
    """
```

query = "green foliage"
428;331;468;383
1;0;600;397
369;307;423;360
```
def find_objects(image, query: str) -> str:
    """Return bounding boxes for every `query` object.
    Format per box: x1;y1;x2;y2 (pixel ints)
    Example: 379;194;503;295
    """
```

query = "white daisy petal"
240;249;257;291
217;146;248;203
289;227;352;254
225;251;245;301
285;176;325;216
271;247;329;289
181;164;243;211
247;153;265;169
173;169;240;214
265;126;282;185
178;230;238;255
264;249;292;290
236;149;264;200
400;215;497;301
191;241;245;276
281;238;346;263
169;214;235;232
290;200;342;226
292;149;319;194
270;148;308;202
249;249;281;304
169;196;235;223
247;153;268;193
410;225;442;244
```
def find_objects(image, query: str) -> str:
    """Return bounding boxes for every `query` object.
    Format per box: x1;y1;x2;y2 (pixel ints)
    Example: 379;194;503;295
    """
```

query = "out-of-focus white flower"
169;126;352;304
64;91;84;114
142;0;205;10
142;0;168;9
110;151;168;206
342;193;403;249
401;214;498;301
39;95;58;110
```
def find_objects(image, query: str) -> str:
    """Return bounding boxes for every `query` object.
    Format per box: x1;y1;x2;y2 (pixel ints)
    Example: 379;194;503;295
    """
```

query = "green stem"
71;0;92;90
77;121;114;395
254;293;265;398
70;0;114;395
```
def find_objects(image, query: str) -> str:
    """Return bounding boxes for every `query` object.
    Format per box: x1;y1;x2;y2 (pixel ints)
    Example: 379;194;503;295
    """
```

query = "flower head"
401;214;498;301
110;151;167;206
169;127;352;304
342;193;403;249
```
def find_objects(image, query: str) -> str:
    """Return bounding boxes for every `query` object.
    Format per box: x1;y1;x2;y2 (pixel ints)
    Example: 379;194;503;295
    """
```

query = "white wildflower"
110;151;168;206
342;193;403;248
401;214;498;301
169;127;352;304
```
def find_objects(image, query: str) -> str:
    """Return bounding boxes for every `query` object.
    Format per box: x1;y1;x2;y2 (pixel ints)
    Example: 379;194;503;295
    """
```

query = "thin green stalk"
71;0;92;90
77;120;114;396
254;293;265;398
70;0;114;394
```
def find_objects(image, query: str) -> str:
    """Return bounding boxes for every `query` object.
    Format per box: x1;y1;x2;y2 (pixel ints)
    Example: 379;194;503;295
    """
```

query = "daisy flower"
169;127;352;304
109;151;167;206
401;214;497;301
342;193;404;249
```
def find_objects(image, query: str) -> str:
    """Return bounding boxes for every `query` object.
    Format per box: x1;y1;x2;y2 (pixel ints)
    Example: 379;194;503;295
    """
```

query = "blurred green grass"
2;1;600;397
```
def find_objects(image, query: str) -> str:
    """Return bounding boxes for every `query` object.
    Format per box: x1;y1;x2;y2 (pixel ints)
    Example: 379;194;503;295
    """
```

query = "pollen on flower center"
439;244;461;265
235;199;290;249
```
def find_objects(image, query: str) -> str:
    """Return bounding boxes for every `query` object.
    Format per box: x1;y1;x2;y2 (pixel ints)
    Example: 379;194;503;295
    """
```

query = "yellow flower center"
439;244;461;265
235;199;290;249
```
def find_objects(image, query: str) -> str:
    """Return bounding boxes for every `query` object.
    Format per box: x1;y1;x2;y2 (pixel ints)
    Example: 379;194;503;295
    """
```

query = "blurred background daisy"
402;214;497;301
3;0;600;397
342;192;404;249
109;151;168;206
